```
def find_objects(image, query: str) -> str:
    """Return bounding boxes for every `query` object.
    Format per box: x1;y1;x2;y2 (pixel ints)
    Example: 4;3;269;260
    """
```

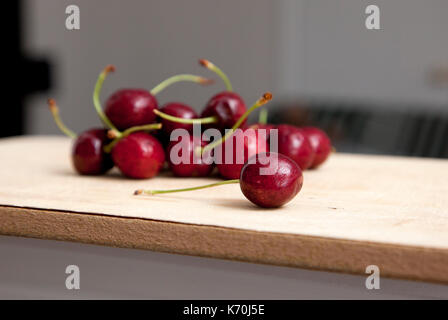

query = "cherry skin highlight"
302;126;332;169
159;102;198;136
167;135;213;177
111;132;165;179
72;128;114;175
240;152;303;208
276;124;315;170
200;92;247;132
105;89;158;131
215;128;268;179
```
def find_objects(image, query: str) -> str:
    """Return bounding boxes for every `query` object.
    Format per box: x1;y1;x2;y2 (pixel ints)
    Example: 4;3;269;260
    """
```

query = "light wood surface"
1;136;448;283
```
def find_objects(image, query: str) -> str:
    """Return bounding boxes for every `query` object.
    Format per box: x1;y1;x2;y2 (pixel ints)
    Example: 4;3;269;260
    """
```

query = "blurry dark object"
429;65;448;87
270;100;448;159
4;1;51;138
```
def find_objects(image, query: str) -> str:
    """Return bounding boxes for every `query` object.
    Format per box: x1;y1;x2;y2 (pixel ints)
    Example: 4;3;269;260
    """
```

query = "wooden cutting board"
1;136;448;284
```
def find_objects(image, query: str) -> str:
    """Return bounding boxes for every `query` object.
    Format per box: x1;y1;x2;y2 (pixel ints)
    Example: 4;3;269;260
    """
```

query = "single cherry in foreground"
111;132;165;179
166;135;213;177
276;124;315;170
72;128;114;175
302;126;332;169
240;152;303;208
134;152;303;208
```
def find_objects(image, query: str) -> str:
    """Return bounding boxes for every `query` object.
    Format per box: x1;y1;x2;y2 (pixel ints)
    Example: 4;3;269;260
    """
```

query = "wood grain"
1;136;448;283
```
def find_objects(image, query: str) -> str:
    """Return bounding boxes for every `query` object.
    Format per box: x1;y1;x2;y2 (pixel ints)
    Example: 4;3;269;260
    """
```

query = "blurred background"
5;0;448;158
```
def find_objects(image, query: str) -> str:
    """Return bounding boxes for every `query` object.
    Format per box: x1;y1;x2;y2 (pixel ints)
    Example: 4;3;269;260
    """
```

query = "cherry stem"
93;65;120;136
199;59;233;91
259;109;268;124
47;99;77;138
134;179;239;196
150;74;214;96
153;109;218;125
198;92;273;155
103;123;162;153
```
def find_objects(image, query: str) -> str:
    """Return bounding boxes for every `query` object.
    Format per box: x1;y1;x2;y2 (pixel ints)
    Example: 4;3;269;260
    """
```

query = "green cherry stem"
198;92;273;156
93;65;120;136
103;123;162;153
199;59;233;91
47;99;77;138
150;74;214;96
153;109;218;124
134;179;239;196
259;108;268;124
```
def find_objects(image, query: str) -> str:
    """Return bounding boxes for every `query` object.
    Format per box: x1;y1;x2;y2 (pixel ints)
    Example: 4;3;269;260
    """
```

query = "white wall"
24;0;448;135
24;0;276;134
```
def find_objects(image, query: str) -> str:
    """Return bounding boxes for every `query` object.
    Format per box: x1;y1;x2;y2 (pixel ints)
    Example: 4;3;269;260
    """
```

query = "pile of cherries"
49;60;332;208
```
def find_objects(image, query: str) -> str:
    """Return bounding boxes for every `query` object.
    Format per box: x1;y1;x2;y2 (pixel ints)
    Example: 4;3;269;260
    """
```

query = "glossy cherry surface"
111;132;165;179
159;102;198;136
200;92;246;131
105;89;158;131
215;128;268;179
276;124;314;170
240;152;303;208
72;128;113;175
302;126;332;169
166;135;213;177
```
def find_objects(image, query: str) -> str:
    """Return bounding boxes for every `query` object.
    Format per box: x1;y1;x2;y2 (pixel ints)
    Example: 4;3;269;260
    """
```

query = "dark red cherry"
248;123;275;141
72;128;114;175
240;152;303;208
215;128;268;179
302;127;332;169
159;103;198;136
111;132;165;179
135;151;303;209
105;89;157;131
276;124;315;170
166;135;213;177
200;91;247;131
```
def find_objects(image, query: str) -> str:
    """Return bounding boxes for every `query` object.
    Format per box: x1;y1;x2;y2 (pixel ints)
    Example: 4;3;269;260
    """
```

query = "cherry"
215;128;268;179
302;126;332;169
134;152;303;208
276;124;315;170
47;99;113;175
192;93;272;179
72;128;114;175
166;135;213;177
105;89;158;131
153;60;249;132
111;132;165;179
200;91;247;132
158;102;198;136
93;65;213;134
239;152;303;208
199;59;247;131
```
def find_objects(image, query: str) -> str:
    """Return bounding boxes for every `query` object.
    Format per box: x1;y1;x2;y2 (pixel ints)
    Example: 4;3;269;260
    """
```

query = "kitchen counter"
1;136;448;288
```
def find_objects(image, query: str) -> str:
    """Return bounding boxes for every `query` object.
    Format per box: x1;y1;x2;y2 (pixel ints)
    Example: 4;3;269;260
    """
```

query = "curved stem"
93;65;120;135
47;99;77;138
259;109;268;124
153;109;218;124
198;92;273;155
135;179;239;196
150;74;213;96
103;123;162;153
199;59;233;91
